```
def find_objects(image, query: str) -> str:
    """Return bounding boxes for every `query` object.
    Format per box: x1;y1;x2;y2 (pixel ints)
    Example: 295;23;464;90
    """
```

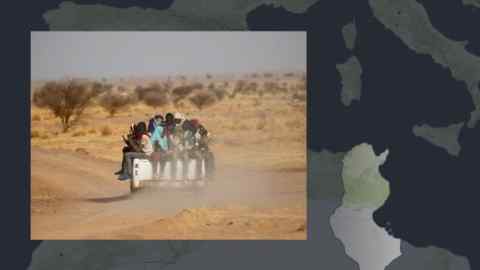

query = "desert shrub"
99;89;137;117
135;83;170;109
101;126;112;136
72;130;86;137
256;111;267;130
32;114;41;121
263;81;278;94
263;72;274;78
292;92;306;102
295;79;306;91
171;84;202;106
247;82;259;94
256;119;266;130
31;130;41;138
206;73;213;80
88;128;96;134
258;90;264;98
232;81;259;96
75;148;89;155
230;80;247;98
209;87;226;101
285;119;303;129
283;72;295;78
251;73;259;78
189;90;217;110
91;81;113;94
162;80;174;92
190;82;204;90
32;79;103;132
40;133;50;140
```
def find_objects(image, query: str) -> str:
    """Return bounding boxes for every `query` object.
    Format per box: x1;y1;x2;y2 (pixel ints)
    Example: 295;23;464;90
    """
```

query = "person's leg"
159;155;166;178
151;151;162;179
115;146;131;175
181;150;188;179
205;150;215;178
171;151;178;179
118;152;134;180
194;151;202;179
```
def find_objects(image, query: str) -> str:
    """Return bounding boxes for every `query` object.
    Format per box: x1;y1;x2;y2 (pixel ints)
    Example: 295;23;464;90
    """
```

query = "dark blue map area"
26;0;479;269
248;0;479;268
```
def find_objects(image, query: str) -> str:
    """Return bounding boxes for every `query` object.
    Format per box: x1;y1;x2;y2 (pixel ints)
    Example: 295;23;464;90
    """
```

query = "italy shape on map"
330;143;401;270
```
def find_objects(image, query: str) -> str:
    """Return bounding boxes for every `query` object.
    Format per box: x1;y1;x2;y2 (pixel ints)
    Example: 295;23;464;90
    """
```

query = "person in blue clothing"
150;114;169;179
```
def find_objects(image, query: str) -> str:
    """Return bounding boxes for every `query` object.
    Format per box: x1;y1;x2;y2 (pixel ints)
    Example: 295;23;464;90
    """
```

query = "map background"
8;0;479;269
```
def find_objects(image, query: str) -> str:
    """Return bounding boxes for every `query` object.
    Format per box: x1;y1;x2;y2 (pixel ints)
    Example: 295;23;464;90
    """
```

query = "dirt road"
31;147;306;239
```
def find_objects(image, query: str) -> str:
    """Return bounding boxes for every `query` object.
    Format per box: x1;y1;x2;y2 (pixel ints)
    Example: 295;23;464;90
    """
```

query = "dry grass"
32;114;41;121
72;131;86;137
101;126;113;136
31;75;306;169
31;130;41;138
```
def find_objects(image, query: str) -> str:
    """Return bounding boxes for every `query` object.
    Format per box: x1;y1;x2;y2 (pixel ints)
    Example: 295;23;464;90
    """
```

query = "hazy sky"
31;32;306;80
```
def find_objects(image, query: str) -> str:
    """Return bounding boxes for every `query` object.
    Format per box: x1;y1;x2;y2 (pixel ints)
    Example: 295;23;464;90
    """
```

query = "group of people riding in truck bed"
115;112;214;181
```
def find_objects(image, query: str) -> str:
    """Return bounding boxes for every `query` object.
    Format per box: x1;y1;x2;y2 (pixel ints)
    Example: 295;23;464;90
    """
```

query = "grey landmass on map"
29;151;471;270
412;122;464;156
29;202;361;270
337;56;362;106
33;1;480;269
368;0;480;128
386;241;471;270
342;21;357;51
308;149;345;200
43;0;317;30
463;0;480;8
29;241;205;270
330;143;400;270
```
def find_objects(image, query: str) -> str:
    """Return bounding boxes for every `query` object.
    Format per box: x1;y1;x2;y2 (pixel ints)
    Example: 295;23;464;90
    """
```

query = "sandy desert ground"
31;73;306;239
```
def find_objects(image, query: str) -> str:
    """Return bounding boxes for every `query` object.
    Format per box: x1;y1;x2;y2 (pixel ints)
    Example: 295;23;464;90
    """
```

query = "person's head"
190;119;200;129
198;125;208;137
183;119;199;133
154;114;164;125
174;112;185;125
148;118;156;134
181;119;191;131
134;121;147;138
165;113;175;125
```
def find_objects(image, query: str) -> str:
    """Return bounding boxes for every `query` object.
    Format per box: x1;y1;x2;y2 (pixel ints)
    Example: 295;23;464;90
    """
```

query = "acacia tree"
230;80;247;98
170;83;203;107
99;88;137;117
135;83;170;109
189;90;217;110
33;79;103;132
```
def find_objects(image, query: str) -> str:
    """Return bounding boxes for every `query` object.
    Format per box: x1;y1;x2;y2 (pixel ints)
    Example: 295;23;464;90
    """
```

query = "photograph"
30;31;307;239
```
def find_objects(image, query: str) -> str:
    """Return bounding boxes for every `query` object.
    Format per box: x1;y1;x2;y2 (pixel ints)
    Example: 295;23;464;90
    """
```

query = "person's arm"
127;136;142;152
140;135;152;153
